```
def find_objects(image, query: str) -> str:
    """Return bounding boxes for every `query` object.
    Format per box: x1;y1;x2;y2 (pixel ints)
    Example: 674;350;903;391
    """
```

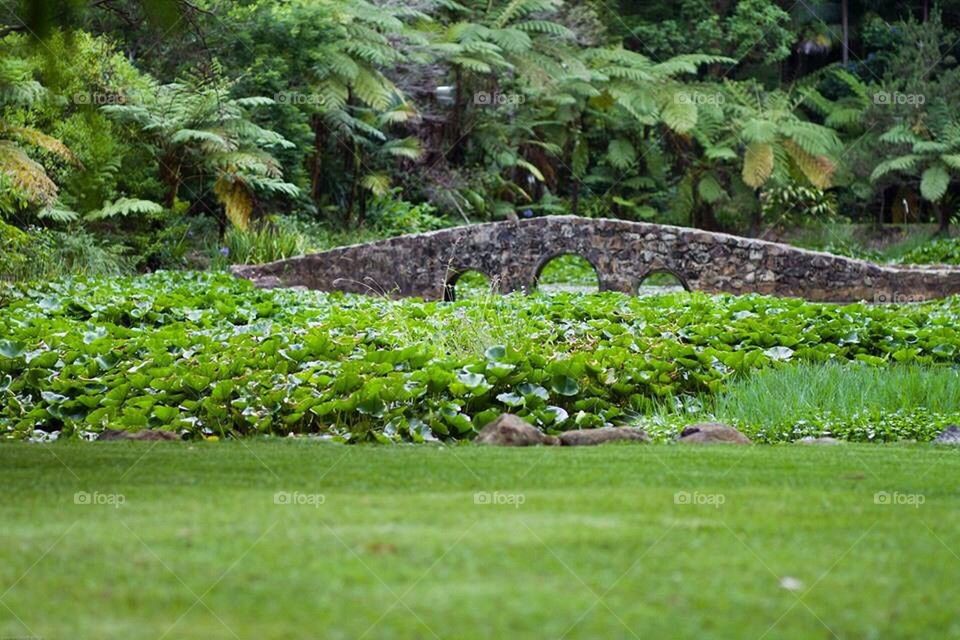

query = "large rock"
933;425;960;445
559;427;649;446
796;436;843;445
677;422;751;445
98;429;181;442
475;414;559;446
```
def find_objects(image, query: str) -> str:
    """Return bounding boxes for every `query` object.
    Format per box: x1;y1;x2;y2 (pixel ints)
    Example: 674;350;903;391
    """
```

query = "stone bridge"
231;216;960;302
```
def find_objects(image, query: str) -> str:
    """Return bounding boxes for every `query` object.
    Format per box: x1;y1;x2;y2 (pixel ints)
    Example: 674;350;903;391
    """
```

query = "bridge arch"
637;268;691;293
533;253;601;293
443;269;493;302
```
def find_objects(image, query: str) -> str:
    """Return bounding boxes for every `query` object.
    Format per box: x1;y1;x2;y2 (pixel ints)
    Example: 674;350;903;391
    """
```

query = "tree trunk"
310;114;325;204
160;150;181;208
692;199;721;231
346;141;361;228
841;0;849;66
451;66;465;163
936;201;949;235
749;197;762;236
358;172;367;227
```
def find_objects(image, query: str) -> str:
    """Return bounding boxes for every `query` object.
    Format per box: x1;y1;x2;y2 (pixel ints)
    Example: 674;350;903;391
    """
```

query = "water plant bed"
2;272;960;442
0;442;958;638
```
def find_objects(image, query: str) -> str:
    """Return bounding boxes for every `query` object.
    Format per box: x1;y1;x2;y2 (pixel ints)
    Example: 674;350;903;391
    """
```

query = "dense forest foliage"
3;0;960;279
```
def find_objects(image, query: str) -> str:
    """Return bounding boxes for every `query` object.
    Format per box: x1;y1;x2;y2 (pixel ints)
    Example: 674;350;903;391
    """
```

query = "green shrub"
4;274;960;442
0;225;133;282
366;195;451;236
0;222;30;280
899;237;960;265
760;184;838;225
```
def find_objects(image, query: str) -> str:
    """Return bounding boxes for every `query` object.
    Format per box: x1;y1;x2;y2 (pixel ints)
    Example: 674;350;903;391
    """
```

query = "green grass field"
2;442;959;639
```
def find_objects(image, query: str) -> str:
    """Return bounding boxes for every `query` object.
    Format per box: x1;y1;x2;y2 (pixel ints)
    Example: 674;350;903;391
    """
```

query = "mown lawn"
1;442;958;639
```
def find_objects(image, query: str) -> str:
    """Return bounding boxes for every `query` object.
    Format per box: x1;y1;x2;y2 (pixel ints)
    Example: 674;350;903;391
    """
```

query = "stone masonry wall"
231;216;960;302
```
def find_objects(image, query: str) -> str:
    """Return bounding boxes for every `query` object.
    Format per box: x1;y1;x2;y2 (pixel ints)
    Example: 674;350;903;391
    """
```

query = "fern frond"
361;173;392;196
382;137;423;160
661;99;698;134
516;159;545;181
697;173;727;203
0;141;58;205
37;204;80;223
784;140;834;189
315;80;349;111
4;127;80;166
920;163;951;202
214;177;255;230
870;155;922;181
86;198;164;221
487;28;533;53
233;96;275;108
824;107;865;129
171;129;234;151
571;138;589;178
352;68;394;110
705;145;738;161
940;154;960;170
241;176;300;198
879;125;921;145
208;151;279;178
741;119;777;143
607;138;636;170
450;56;495;74
913;141;949;154
742;142;774;188
514;20;574;38
377;102;418;126
778;121;841;156
493;0;560;29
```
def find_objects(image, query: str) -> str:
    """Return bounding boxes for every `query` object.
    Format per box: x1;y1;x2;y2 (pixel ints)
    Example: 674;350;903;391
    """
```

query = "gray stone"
474;414;559;447
559;427;650;446
232;216;960;302
677;423;752;445
796;436;843;445
98;429;180;442
933;425;960;445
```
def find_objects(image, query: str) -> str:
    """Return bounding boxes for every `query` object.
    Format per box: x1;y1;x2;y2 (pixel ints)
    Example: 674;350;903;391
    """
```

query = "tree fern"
722;81;840;191
871;115;960;230
103;75;298;225
0;58;78;216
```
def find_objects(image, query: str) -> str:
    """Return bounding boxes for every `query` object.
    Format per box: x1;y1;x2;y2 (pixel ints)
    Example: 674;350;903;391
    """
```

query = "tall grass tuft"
217;222;306;266
716;362;960;425
636;362;960;442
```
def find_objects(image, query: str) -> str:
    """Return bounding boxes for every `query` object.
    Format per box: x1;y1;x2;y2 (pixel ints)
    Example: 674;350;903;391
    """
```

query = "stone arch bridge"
232;216;960;302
